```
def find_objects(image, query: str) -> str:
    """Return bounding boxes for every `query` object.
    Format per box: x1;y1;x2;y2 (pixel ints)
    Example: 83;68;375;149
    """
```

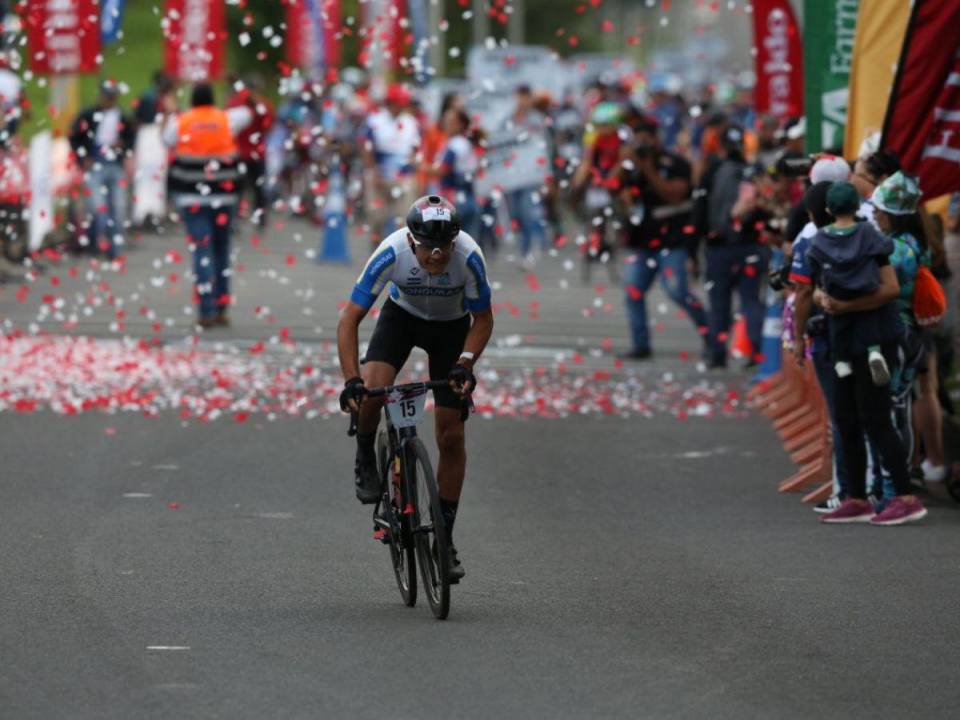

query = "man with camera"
617;115;710;360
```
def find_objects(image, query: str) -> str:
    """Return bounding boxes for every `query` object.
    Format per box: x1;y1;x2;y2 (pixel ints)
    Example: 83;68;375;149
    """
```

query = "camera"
777;154;814;177
768;263;790;291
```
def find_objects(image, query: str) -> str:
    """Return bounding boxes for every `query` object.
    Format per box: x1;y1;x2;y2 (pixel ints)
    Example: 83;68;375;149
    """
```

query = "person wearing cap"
362;84;421;243
697;124;768;368
69;81;136;260
163;83;251;329
616;113;709;360
571;101;625;281
872;172;947;485
337;195;494;582
794;180;927;526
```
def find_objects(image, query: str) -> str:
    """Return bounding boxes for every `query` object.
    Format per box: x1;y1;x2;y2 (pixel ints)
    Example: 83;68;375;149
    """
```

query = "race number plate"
385;387;428;428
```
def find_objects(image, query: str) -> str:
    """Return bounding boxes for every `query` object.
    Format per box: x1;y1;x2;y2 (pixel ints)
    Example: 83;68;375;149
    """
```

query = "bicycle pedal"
373;528;389;544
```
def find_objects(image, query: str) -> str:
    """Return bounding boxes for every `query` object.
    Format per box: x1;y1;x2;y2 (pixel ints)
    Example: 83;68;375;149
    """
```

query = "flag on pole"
882;1;960;199
843;0;910;159
803;0;858;153
101;0;127;45
163;0;227;82
751;0;804;120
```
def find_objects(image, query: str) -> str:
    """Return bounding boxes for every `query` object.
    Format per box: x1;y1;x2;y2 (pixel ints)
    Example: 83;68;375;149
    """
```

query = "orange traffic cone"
731;315;752;359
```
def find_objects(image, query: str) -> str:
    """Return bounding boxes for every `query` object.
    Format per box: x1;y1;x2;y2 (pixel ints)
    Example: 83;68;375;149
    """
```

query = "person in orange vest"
163;83;251;329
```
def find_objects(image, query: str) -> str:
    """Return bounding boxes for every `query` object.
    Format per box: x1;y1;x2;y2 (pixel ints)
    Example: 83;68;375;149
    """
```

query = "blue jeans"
83;161;125;259
504;187;546;256
456;194;481;241
183;205;234;320
623;248;710;352
812;347;850;499
706;244;768;364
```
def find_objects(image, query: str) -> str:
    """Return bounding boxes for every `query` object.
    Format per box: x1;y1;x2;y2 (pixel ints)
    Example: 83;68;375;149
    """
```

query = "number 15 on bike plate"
386;388;428;428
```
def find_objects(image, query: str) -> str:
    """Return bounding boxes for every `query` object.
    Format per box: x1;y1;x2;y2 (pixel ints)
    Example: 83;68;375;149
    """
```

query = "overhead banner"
843;0;910;159
163;0;226;82
751;0;804;120
284;0;341;76
882;1;960;199
25;0;101;75
101;0;127;45
803;0;858;153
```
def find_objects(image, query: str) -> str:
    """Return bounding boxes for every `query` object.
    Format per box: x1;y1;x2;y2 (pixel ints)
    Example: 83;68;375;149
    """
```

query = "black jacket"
68;105;136;163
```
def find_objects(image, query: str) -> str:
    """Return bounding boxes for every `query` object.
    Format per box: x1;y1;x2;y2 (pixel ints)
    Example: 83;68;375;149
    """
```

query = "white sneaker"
813;495;842;514
921;459;948;482
868;349;890;385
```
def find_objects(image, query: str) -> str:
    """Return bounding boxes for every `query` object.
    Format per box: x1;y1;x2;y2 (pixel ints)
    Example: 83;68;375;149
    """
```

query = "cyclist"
337;195;494;582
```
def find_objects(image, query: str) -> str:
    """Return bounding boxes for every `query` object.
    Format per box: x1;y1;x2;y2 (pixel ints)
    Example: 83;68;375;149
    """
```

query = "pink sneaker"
870;497;927;526
821;498;875;524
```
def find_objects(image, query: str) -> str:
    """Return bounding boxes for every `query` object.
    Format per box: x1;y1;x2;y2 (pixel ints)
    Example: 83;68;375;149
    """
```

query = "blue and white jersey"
350;229;492;321
439;135;478;200
363;109;420;182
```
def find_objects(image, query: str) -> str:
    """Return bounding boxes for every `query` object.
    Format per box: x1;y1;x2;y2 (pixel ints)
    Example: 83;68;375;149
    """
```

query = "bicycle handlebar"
346;380;473;436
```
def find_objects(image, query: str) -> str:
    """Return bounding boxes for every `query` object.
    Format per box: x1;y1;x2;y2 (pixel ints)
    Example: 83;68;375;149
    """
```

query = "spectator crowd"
1;61;956;520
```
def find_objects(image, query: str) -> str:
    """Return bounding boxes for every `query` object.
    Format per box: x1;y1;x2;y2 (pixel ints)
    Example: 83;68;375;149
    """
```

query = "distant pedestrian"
69;80;136;260
163;83;251;329
227;76;275;227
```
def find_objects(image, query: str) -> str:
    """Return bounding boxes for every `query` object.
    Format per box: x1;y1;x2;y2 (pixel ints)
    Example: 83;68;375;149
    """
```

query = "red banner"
751;0;804;119
284;0;341;73
882;1;960;199
163;0;226;82
25;0;101;75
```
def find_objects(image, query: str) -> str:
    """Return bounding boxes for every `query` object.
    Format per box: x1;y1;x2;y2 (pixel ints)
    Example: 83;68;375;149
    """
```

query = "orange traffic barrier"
751;347;836;501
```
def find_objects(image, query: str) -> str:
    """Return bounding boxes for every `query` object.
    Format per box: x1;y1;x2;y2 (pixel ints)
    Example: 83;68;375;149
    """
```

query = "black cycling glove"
447;364;476;394
340;377;365;411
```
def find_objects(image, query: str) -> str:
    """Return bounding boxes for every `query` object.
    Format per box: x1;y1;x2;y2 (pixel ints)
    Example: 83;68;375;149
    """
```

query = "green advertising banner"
803;0;859;153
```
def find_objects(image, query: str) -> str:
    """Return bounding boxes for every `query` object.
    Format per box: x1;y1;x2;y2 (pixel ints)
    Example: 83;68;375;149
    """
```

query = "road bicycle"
349;380;452;619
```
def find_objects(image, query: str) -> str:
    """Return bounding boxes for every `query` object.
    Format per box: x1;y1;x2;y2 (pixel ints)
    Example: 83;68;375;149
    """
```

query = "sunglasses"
409;234;454;256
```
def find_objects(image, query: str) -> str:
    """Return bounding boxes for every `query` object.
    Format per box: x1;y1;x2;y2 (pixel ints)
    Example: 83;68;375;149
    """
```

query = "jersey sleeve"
463;248;492;312
350;241;397;309
788;236;814;285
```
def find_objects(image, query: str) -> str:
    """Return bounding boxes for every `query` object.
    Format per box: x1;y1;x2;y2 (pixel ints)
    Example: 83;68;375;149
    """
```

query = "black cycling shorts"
364;300;470;410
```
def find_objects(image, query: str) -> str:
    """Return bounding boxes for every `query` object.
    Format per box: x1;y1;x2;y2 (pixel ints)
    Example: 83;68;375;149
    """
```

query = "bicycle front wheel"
408;439;450;620
378;430;416;607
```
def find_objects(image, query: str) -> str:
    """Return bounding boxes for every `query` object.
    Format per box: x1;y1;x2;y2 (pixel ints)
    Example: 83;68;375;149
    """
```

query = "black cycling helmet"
405;195;460;248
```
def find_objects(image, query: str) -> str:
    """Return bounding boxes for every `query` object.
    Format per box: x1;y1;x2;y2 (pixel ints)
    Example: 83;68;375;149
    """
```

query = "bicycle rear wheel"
377;430;416;607
408;439;450;620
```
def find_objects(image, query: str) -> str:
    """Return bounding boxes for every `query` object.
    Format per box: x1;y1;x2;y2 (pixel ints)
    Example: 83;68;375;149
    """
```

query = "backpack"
912;265;946;326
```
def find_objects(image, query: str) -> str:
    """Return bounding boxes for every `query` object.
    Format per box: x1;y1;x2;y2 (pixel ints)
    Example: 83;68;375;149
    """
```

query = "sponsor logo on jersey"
401;286;461;297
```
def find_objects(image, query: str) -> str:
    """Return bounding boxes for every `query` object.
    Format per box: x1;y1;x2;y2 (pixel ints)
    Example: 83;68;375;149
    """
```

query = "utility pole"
508;0;524;46
429;0;445;79
473;0;489;47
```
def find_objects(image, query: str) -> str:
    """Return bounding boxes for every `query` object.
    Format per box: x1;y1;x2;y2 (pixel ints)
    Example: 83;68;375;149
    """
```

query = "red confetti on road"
0;335;747;424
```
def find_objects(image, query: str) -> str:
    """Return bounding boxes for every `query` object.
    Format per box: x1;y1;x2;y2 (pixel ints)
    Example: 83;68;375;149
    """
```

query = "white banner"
132;125;168;223
475;130;550;197
28;132;54;251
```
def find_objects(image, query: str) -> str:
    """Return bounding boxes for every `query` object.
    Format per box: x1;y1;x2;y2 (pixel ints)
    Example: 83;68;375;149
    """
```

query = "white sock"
835;361;852;378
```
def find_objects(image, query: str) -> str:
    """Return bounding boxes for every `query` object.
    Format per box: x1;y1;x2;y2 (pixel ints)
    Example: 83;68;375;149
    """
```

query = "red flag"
25;0;101;75
751;0;804;119
284;0;341;73
163;0;226;82
882;1;960;199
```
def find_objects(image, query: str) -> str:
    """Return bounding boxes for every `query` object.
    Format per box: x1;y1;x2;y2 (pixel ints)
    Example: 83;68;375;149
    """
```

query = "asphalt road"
1;218;958;718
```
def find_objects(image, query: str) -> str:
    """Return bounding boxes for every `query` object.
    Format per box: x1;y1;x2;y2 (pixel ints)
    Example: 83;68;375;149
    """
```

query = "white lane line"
151;464;180;471
147;646;190;651
123;492;153;498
